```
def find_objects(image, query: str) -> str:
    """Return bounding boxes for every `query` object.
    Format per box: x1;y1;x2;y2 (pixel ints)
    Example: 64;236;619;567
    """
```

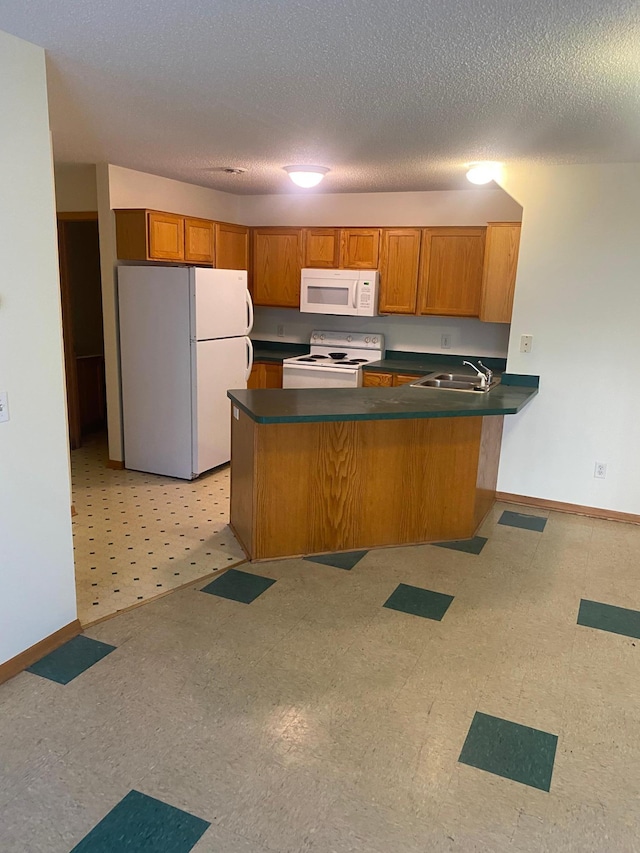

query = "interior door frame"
57;211;99;450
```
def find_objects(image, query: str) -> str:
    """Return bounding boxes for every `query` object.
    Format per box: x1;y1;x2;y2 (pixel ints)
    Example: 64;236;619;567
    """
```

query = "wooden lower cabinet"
362;371;422;387
247;361;283;389
230;410;504;560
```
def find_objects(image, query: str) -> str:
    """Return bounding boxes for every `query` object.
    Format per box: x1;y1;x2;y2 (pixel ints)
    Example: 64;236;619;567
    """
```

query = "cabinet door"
362;371;393;387
148;211;185;261
392;374;422;386
418;227;485;317
263;363;283;388
215;222;249;270
247;363;265;389
184;217;214;264
252;228;303;308
303;228;340;268
339;228;380;269
378;228;422;314
480;223;521;323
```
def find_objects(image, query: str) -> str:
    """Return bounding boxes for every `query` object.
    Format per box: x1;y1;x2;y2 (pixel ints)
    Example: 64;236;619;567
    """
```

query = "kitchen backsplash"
251;307;510;358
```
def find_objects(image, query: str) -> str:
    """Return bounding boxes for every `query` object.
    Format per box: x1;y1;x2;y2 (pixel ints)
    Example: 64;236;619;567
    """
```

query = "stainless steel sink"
410;372;500;393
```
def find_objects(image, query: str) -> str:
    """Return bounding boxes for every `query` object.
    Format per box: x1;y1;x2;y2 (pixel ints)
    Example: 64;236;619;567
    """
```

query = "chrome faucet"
462;359;492;387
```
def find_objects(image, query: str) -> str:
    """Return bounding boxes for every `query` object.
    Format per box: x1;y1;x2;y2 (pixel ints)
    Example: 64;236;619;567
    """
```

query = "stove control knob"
312;334;318;340
347;336;353;342
320;334;325;340
365;337;370;343
372;337;378;344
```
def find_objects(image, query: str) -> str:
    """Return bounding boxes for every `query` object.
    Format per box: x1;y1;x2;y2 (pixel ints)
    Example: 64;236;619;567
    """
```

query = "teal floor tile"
459;711;558;791
578;598;640;640
304;550;368;570
27;635;116;685
432;536;487;555
201;568;275;603
383;583;454;621
70;789;209;852
498;510;547;532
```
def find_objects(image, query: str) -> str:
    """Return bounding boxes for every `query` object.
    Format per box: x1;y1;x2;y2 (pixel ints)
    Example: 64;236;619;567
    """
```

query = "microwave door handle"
352;279;358;309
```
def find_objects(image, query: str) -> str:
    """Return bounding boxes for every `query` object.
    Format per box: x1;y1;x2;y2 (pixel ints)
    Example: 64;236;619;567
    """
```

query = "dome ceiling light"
466;162;502;185
284;165;329;188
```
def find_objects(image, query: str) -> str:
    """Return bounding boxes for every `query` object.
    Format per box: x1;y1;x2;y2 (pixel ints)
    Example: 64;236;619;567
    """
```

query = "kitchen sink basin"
410;372;501;393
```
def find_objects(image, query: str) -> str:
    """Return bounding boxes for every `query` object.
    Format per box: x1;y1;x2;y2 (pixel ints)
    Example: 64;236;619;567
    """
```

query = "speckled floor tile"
5;502;640;852
71;433;246;625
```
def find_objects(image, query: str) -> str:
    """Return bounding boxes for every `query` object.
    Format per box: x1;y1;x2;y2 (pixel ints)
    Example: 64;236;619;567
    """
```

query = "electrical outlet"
0;392;8;423
594;462;607;479
277;324;285;337
441;334;452;349
520;334;533;353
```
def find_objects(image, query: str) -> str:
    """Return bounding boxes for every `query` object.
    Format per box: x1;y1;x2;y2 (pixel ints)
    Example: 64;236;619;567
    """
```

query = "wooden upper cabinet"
480;222;521;323
184;217;214;264
418;227;486;317
148;211;185;261
303;228;340;268
252;228;303;308
339;228;380;269
378;228;422;314
215;222;249;270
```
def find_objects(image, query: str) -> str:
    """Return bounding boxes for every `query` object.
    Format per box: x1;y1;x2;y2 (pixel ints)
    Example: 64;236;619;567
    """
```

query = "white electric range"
282;331;385;389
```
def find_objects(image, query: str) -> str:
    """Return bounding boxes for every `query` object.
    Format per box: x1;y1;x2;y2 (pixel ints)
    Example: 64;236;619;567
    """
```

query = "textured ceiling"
1;0;639;194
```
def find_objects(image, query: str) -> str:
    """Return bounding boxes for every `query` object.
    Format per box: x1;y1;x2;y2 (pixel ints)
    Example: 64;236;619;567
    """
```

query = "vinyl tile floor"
3;502;640;851
71;433;246;625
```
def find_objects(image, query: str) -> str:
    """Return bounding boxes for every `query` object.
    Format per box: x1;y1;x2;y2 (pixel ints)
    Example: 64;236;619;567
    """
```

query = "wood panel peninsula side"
227;381;538;561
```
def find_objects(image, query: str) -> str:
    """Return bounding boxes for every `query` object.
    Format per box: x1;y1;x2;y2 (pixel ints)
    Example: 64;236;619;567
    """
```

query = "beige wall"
54;163;98;212
0;30;77;665
498;163;640;514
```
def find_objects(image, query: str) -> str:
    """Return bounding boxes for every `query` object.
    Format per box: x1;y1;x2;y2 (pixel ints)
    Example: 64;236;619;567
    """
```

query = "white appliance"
118;265;253;479
300;268;379;316
282;331;385;389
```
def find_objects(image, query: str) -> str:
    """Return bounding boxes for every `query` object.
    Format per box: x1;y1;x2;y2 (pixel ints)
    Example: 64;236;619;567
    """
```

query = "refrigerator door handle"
245;290;254;335
245;336;254;382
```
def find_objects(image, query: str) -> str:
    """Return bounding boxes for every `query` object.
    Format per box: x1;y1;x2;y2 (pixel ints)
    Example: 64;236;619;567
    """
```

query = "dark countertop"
252;341;308;362
363;351;507;376
228;380;538;425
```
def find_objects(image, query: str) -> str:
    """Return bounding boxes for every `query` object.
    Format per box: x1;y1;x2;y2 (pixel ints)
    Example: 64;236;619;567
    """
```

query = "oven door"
282;363;362;389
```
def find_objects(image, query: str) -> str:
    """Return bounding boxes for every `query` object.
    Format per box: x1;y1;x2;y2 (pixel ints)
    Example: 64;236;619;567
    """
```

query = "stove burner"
350;358;367;363
297;357;316;362
309;355;328;359
329;352;347;360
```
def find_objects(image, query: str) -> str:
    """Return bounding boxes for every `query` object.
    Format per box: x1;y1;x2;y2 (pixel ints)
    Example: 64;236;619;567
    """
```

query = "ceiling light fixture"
465;162;502;185
284;165;329;188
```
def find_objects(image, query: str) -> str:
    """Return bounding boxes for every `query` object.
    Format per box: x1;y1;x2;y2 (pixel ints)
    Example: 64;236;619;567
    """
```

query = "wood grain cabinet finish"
480;222;521;323
148;211;185;261
184;217;214;264
418;227;486;317
247;362;283;389
252;228;303;308
339;228;381;269
215;222;249;270
362;371;393;387
378;228;422;314
392;373;422;385
303;228;340;268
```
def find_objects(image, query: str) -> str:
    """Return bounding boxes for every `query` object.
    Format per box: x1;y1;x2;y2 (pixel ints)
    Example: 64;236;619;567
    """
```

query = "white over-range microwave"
300;268;379;316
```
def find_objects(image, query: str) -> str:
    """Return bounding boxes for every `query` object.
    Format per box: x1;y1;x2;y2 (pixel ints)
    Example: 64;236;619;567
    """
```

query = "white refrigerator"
118;265;253;479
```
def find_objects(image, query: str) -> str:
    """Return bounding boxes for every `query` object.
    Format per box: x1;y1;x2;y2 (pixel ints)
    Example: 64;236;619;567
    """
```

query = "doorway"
57;213;105;449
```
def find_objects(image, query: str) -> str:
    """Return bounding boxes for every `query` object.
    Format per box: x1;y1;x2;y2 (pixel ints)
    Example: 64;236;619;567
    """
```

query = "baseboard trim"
0;619;82;685
496;492;640;526
107;459;124;470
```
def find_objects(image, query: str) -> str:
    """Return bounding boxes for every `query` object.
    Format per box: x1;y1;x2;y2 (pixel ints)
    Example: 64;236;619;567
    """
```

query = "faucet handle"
478;359;493;380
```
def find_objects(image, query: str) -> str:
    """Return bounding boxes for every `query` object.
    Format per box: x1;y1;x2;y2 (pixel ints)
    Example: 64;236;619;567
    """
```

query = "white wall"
253;308;509;358
497;163;640;514
53;163;98;211
99;165;242;460
238;187;521;226
0;31;77;665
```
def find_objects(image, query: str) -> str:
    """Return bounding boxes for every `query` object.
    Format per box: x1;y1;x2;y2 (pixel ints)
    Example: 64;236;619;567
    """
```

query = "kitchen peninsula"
227;379;537;561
